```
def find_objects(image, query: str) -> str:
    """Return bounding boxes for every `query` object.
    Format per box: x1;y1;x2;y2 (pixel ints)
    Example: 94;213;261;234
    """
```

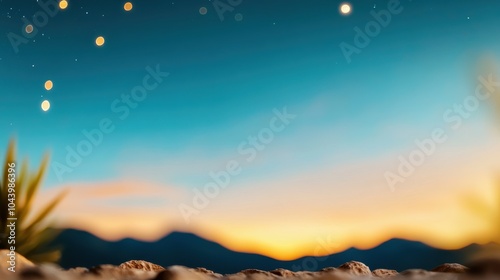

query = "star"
340;3;352;15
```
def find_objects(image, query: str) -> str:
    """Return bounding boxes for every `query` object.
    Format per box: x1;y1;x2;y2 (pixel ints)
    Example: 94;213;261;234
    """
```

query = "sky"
1;0;500;260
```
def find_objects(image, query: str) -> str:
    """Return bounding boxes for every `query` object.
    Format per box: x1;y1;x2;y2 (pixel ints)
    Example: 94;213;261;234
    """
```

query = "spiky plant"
0;139;67;263
463;181;500;244
475;59;500;243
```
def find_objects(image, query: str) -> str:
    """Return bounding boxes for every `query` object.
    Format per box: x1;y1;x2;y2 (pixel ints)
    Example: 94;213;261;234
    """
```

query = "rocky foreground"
1;258;500;280
2;248;500;280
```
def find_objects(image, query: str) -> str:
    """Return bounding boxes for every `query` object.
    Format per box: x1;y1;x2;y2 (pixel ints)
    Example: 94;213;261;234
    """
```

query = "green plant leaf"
0;139;66;263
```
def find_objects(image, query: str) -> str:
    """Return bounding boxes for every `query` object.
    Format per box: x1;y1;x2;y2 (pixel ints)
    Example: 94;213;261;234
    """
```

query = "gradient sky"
2;0;500;260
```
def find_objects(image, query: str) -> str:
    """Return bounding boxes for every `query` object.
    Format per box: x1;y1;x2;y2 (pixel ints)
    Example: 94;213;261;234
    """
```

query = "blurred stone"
161;266;211;280
372;268;398;278
431;263;468;273
190;267;223;278
320;269;358;280
88;264;156;279
19;266;45;279
467;258;500;275
241;268;272;275
88;264;119;275
119;260;165;271
467;245;500;276
68;267;89;274
152;269;177;280
295;271;318;278
239;268;275;279
319;267;338;273
270;268;296;277
337;261;371;276
20;264;79;280
400;269;435;277
224;272;245;280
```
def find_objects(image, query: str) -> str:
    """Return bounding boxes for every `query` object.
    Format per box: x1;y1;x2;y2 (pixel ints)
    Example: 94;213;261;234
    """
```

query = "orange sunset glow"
36;120;500;260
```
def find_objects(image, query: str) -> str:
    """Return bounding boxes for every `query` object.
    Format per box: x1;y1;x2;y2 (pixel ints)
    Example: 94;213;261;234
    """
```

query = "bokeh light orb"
199;7;207;15
41;100;51;112
124;2;133;12
44;80;53;91
95;36;105;47
25;24;34;34
340;3;352;15
59;0;68;10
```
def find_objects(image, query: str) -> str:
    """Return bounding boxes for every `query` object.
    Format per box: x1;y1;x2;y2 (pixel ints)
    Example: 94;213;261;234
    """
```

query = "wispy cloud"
35;180;187;241
32;119;500;260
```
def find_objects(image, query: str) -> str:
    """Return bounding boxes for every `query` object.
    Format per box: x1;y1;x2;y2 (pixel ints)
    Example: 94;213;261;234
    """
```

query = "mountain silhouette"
51;229;477;274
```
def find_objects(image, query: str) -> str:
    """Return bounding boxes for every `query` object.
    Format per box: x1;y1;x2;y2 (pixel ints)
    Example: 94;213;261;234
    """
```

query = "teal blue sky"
1;0;500;190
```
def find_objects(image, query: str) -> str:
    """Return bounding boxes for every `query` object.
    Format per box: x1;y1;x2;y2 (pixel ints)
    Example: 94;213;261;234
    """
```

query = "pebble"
337;261;371;276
